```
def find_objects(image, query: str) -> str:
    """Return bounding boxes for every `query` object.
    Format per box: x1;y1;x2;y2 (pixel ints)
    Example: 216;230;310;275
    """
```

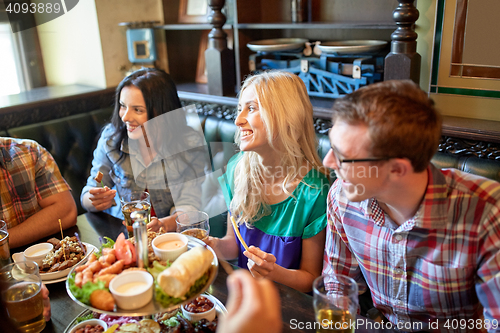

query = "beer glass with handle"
0;261;45;333
120;191;151;238
313;274;359;333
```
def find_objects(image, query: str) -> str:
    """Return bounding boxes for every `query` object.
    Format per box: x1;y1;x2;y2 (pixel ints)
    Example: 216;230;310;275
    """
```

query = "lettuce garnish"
68;274;106;305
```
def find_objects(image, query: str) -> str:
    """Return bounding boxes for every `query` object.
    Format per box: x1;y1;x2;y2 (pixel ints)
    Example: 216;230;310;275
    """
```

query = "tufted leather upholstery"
431;152;500;182
2;108;114;214
2;108;499;217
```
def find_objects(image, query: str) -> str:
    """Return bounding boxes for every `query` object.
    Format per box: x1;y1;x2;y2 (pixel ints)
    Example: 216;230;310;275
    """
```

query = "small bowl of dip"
109;270;153;310
152;233;188;262
181;294;217;322
23;243;53;266
69;319;107;333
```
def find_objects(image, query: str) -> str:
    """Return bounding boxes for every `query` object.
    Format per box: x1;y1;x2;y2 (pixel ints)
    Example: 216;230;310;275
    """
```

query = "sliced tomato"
114;233;136;265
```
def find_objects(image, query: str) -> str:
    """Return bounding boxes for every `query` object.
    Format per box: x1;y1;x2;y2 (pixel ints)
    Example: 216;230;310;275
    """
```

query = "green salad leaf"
75;312;95;324
154;272;210;308
147;260;171;280
68;273;107;305
162;316;180;327
96;236;115;258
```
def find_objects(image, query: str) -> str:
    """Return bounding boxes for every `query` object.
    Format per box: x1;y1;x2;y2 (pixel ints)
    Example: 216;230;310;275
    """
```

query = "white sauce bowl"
109;270;153;310
152;233;188;262
24;243;53;266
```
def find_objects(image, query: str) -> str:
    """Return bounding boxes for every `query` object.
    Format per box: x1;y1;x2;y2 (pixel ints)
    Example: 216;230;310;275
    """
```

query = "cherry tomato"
114;233;136;265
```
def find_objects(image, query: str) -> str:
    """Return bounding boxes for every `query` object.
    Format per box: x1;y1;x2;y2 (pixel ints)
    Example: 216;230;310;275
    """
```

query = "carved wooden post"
384;0;421;83
205;0;235;96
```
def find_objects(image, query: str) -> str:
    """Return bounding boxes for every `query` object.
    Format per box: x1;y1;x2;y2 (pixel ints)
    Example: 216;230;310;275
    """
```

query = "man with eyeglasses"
322;80;500;332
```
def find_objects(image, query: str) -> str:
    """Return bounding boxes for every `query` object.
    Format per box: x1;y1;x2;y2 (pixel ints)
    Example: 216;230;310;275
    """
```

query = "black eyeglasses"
330;145;390;168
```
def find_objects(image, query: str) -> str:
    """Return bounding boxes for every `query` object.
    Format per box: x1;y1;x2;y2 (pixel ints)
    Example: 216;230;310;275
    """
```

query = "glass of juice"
313;274;358;333
120;191;151;238
176;211;210;240
0;261;45;333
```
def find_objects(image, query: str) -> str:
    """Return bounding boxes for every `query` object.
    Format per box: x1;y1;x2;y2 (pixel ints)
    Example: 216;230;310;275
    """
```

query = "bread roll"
157;246;213;298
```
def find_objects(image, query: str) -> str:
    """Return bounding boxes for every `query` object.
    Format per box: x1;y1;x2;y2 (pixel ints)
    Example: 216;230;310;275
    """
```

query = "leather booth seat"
1;108;114;214
2;109;500;218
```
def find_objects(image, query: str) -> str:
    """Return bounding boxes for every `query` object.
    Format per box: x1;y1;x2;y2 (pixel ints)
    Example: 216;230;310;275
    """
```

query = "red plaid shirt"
323;164;500;332
0;138;70;228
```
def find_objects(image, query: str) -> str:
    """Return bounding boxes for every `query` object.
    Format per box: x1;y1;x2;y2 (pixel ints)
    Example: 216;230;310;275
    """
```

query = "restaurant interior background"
1;0;499;122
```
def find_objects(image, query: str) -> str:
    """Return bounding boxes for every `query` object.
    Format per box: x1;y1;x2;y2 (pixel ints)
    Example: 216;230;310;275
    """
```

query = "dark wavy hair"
110;68;184;155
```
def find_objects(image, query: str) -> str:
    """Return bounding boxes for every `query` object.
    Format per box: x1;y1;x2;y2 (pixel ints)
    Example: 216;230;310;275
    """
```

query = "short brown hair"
332;80;442;172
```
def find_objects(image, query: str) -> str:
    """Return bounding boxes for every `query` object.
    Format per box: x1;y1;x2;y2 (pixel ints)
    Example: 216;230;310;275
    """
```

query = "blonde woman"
207;71;330;292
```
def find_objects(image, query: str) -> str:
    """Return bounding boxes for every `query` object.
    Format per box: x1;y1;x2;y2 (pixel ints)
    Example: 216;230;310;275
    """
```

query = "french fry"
229;211;249;252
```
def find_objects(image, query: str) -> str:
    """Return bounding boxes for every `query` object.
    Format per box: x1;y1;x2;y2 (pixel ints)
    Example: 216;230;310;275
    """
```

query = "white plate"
66;236;219;316
247;38;308;52
317;40;388;54
41;243;97;281
43;276;69;285
13;243;98;281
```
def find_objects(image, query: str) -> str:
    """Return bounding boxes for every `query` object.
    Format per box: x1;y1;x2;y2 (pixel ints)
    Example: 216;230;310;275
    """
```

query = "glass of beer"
313;274;358;333
0;261;45;333
0;219;7;232
120;191;151;238
0;229;11;267
176;211;210;240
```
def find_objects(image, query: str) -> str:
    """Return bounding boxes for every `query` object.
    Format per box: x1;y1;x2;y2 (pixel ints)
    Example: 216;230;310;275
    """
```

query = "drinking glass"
120;191;151;238
313;274;358;333
176;211;210;240
0;219;7;232
0;229;11;267
0;261;45;333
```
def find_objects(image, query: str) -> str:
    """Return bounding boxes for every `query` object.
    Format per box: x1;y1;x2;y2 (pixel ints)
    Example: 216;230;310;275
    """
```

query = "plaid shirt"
0;138;70;228
323;164;500;332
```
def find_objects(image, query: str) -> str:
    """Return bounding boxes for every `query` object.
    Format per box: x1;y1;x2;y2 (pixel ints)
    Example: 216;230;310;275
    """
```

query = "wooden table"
12;212;397;333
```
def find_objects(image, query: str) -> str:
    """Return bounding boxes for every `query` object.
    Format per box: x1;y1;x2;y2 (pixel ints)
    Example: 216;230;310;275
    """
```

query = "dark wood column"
205;0;235;96
384;0;421;83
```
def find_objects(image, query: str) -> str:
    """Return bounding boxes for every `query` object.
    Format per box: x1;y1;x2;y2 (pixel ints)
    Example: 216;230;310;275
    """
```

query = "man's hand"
217;270;282;333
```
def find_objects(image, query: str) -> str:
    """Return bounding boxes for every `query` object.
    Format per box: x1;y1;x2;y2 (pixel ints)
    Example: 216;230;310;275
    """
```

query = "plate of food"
66;231;218;316
317;40;388;54
247;38;308;52
12;237;97;283
64;293;226;333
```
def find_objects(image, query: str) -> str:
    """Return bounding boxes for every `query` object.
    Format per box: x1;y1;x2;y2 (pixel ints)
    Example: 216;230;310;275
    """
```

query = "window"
0;22;25;96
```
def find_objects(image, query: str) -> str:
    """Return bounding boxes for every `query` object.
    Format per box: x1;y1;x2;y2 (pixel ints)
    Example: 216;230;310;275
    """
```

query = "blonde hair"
231;71;329;226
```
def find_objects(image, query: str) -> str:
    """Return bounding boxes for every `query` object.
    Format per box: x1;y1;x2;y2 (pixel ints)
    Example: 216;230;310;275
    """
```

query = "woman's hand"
204;236;220;252
41;284;51;322
88;187;116;211
145;214;178;232
217;270;282;333
243;246;276;279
